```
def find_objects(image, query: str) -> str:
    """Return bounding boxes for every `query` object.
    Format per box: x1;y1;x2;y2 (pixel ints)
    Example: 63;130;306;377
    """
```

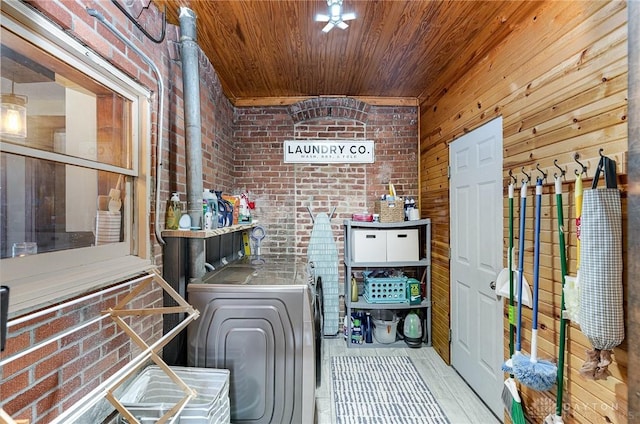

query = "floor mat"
331;356;450;424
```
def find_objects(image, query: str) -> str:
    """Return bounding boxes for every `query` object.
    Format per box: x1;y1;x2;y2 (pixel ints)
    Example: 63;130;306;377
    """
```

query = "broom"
501;179;526;424
503;180;528;374
544;175;570;423
513;178;557;391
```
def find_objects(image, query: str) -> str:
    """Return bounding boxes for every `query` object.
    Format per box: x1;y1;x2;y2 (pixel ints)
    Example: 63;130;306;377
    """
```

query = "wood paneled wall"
419;1;628;423
627;2;640;420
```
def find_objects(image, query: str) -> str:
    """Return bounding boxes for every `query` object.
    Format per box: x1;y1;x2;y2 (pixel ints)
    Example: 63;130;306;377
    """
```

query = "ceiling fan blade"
337;21;349;30
315;13;330;22
342;12;356;21
322;22;335;32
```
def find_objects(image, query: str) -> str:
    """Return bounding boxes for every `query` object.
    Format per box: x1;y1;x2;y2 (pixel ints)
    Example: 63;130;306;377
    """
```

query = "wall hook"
536;163;547;183
599;148;606;158
521;167;531;184
553;159;565;180
574;153;588;177
508;169;517;185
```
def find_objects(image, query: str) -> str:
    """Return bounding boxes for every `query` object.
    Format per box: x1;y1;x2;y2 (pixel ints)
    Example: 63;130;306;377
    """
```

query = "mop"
513;178;557;391
500;179;525;424
502;180;528;374
544;176;570;423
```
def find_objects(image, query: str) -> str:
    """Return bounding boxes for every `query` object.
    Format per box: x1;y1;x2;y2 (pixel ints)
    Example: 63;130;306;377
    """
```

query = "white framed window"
1;1;153;315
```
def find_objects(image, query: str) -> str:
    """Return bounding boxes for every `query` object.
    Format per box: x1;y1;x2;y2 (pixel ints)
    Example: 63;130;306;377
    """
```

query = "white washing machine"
187;256;316;424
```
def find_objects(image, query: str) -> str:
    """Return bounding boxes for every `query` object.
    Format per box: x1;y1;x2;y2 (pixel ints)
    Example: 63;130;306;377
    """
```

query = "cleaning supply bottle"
350;274;358;302
202;189;218;230
351;317;363;344
202;191;208;217
210;190;219;229
204;202;214;230
403;310;423;348
166;192;181;230
204;189;218;229
239;194;251;223
364;312;373;343
215;191;227;227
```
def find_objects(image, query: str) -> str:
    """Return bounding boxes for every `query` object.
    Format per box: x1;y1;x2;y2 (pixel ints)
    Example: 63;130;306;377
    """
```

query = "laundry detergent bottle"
403;310;422;348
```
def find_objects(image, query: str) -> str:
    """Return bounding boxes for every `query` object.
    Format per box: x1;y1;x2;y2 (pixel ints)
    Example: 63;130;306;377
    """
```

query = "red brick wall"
0;281;163;422
234;99;418;324
235;99;418;261
235;98;418;304
0;1;205;422
200;58;236;193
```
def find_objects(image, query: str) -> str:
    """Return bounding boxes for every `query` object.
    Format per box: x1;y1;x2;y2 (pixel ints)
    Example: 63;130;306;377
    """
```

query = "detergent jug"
403;310;422;348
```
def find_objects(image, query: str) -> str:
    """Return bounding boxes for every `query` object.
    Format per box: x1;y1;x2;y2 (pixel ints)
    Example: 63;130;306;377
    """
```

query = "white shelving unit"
343;218;431;348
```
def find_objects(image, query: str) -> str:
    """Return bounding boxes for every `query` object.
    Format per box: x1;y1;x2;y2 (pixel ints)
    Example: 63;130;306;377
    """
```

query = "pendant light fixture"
1;79;27;139
316;0;355;33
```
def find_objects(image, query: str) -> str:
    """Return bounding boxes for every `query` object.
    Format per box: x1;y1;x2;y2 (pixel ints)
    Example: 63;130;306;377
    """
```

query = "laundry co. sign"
283;140;375;164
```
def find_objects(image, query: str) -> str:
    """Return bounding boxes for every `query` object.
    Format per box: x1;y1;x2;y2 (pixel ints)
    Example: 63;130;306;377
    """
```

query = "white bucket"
371;312;399;344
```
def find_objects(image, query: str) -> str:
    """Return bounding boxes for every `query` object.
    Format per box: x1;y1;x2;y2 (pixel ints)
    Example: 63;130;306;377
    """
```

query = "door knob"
490;281;496;290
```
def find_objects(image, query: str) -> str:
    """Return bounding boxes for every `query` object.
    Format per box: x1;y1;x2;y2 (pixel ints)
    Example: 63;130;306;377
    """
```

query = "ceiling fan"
315;0;356;33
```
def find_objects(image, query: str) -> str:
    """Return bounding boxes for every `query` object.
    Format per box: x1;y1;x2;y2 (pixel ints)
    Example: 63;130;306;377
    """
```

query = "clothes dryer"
187;256;316;424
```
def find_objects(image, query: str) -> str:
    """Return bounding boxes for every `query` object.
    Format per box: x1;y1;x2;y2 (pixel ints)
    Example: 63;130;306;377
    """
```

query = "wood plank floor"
315;337;502;424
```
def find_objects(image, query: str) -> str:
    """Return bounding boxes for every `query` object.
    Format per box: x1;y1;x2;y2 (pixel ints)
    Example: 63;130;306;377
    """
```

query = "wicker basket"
375;198;404;222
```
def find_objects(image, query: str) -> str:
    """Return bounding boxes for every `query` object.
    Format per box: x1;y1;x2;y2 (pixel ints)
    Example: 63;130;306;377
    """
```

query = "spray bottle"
239;193;251;223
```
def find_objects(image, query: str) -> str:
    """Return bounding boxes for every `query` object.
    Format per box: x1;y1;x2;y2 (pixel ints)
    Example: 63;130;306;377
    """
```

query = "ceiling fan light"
342;12;356;21
330;4;342;18
322;22;335;33
318;0;354;33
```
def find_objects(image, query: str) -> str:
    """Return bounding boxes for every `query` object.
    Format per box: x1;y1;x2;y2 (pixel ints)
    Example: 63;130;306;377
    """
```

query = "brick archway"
288;98;371;124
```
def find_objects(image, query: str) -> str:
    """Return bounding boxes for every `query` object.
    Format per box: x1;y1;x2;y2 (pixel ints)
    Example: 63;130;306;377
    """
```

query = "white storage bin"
352;229;386;262
119;365;230;424
386;229;419;262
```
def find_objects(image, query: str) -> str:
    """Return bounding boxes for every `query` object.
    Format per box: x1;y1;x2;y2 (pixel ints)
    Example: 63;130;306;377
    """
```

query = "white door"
450;117;504;417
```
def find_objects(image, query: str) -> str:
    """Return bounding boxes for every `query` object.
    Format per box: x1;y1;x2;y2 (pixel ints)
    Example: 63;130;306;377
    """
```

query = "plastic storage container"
352;229;387;262
385;229;419;261
364;276;408;304
370;310;399;344
118;365;230;424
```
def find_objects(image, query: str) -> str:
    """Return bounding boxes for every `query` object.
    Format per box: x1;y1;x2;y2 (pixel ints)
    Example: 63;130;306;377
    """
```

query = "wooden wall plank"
419;1;628;422
233;96;420;107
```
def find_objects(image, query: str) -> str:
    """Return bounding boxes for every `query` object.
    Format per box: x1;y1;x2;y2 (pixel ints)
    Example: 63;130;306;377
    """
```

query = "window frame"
0;0;153;317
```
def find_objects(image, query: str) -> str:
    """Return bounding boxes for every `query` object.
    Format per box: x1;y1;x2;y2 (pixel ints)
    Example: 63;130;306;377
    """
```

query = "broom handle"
555;176;569;416
531;179;543;363
515;181;527;354
508;183;514;359
575;174;583;270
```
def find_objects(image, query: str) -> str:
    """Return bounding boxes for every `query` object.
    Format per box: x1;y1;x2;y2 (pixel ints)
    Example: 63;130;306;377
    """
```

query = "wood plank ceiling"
155;0;541;106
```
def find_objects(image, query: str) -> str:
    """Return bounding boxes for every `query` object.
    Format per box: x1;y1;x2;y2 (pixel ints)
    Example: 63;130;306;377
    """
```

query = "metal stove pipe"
179;7;205;279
